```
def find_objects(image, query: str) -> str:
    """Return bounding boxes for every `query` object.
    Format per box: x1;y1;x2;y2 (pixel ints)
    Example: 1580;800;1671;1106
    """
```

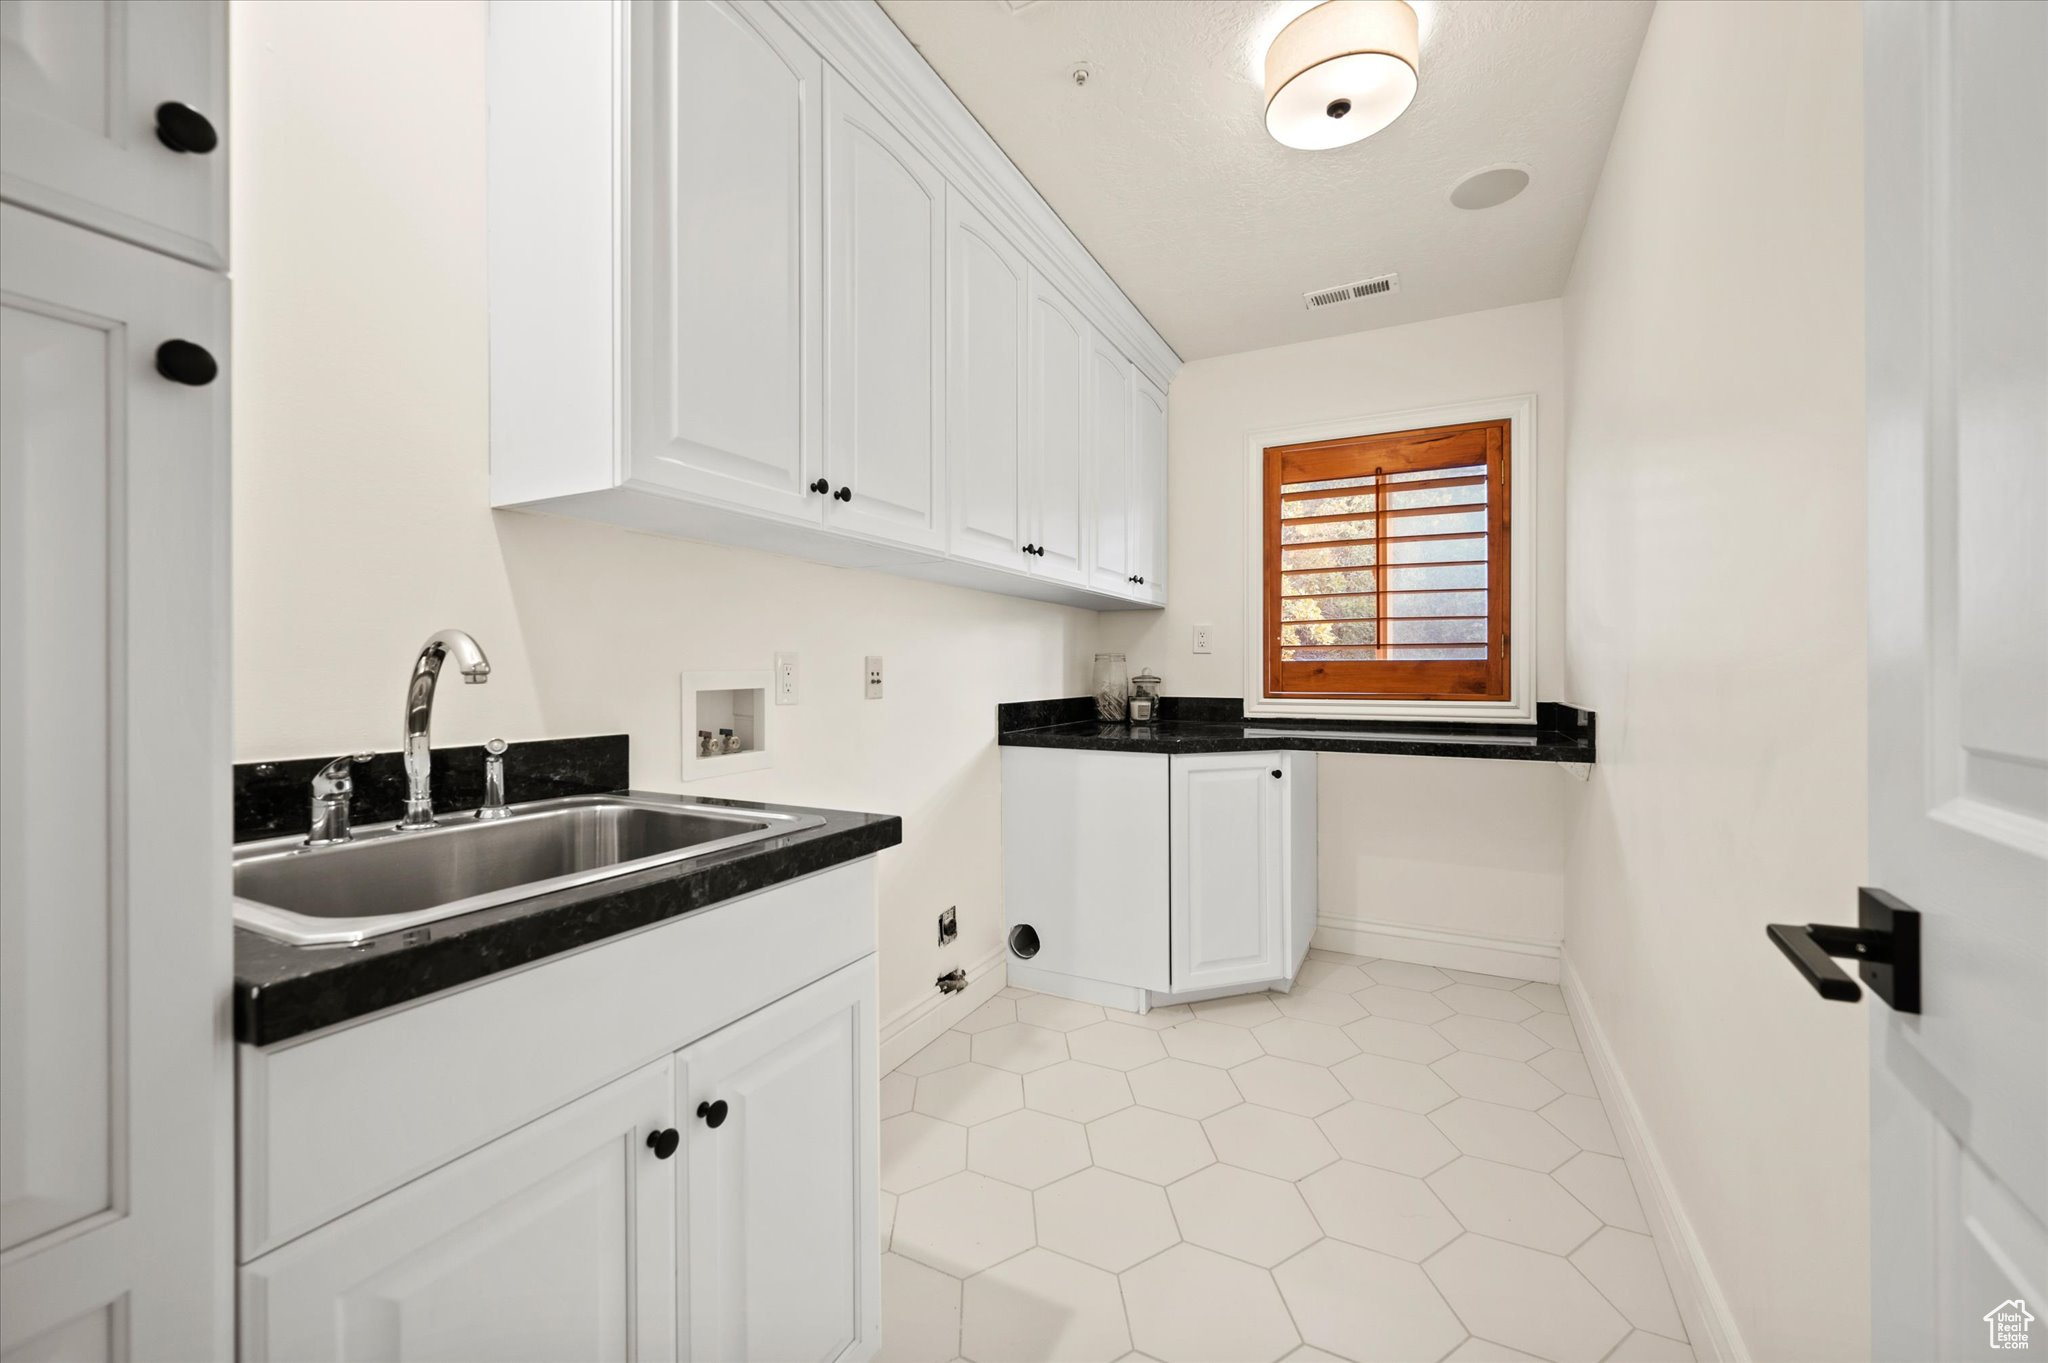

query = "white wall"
1560;2;1868;1358
229;0;1097;1038
1099;301;1574;958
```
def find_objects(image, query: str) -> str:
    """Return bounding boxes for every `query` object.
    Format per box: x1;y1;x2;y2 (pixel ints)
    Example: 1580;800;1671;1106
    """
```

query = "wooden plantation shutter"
1264;418;1511;701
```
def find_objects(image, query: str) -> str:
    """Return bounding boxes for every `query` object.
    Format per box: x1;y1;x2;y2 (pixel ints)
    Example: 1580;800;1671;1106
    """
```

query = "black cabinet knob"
834;486;852;502
1034;545;1046;557
155;340;218;386
809;478;830;495
696;1098;729;1129
646;1127;680;1159
1271;769;1283;778
154;102;219;155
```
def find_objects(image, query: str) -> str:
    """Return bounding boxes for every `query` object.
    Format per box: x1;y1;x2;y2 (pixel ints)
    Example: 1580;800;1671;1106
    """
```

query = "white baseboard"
1314;914;1560;983
1560;953;1749;1363
879;945;1005;1073
1005;959;1148;1013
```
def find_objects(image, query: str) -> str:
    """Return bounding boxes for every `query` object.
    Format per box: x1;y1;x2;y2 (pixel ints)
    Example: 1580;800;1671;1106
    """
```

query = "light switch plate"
774;652;798;705
864;655;883;699
1193;624;1214;654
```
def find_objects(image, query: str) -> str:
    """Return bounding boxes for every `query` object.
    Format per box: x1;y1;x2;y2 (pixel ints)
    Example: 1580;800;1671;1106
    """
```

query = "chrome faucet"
307;752;375;846
399;629;491;830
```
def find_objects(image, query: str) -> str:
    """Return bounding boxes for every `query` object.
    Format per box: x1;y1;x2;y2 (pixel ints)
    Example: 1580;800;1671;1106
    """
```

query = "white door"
1130;369;1168;604
0;0;227;267
1171;754;1286;992
945;190;1028;571
0;206;229;1360
1086;330;1134;596
628;0;824;521
241;1059;678;1363
822;69;945;552
1026;270;1087;586
680;959;878;1363
1864;4;2048;1358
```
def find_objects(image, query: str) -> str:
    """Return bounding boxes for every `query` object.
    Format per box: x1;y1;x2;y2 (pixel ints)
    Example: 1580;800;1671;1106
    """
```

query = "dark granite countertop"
231;733;900;1046
234;796;900;1047
998;697;1596;764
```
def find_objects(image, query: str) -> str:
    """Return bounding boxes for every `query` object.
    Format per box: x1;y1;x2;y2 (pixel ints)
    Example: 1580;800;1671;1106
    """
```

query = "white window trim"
1243;393;1537;724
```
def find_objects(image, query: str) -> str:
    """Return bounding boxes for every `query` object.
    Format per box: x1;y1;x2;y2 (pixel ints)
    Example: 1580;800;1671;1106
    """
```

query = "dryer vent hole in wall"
1303;272;1400;310
1008;923;1040;960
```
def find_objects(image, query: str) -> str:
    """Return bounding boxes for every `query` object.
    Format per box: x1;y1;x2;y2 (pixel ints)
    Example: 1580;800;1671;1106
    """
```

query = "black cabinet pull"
1767;887;1920;1012
834;486;852;502
1022;544;1034;555
809;478;830;495
1271;769;1282;778
155;340;218;386
696;1098;729;1129
646;1127;680;1159
154;102;219;155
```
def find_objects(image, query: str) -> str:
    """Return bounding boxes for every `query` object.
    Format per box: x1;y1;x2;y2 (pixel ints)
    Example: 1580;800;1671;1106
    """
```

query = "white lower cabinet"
237;864;882;1363
241;1062;678;1363
682;961;876;1362
1001;748;1317;1006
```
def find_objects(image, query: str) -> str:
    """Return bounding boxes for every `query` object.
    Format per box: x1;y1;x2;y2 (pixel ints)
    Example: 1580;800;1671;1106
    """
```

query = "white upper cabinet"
946;191;1028;569
823;69;946;551
628;0;823;521
1131;370;1168;602
1028;270;1089;586
0;0;228;267
488;0;1177;603
1087;331;1135;595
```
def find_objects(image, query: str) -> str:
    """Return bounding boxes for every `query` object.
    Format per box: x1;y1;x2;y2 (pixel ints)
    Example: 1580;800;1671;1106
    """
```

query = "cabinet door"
822;70;945;551
945;190;1028;571
0;206;228;1359
1026;271;1087;585
1086;330;1135;595
241;1060;677;1363
628;0;823;520
0;0;227;267
1130;369;1168;603
1171;754;1286;991
681;959;877;1363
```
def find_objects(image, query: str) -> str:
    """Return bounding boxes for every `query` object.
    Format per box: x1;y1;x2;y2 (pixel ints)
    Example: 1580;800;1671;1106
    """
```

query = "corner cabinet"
1000;749;1317;1009
488;0;1174;608
238;863;882;1363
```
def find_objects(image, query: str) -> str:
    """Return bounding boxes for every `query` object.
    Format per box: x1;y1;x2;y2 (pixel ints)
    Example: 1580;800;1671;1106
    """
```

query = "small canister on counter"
1128;668;1161;723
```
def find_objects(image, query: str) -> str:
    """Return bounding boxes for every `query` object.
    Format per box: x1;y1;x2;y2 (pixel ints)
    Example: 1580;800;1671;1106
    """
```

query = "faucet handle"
484;738;508;756
313;751;375;797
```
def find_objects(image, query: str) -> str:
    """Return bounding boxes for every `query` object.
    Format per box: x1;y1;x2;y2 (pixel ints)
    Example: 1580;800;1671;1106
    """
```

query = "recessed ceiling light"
1263;1;1420;151
1449;165;1531;210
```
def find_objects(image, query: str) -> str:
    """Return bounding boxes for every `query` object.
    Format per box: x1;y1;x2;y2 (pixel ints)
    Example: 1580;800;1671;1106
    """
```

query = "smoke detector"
1303;273;1400;310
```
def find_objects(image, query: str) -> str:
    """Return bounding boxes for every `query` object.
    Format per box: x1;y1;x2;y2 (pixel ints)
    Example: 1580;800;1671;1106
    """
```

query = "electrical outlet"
774;652;799;705
1193;624;1214;654
938;906;957;947
864;655;884;699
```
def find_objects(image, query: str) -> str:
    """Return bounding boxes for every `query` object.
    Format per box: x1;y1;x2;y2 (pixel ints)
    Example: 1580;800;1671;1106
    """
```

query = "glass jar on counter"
1129;669;1161;723
1093;653;1128;721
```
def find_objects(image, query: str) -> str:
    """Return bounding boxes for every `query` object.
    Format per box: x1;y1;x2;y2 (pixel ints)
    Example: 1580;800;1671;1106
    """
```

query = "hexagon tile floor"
878;949;1693;1363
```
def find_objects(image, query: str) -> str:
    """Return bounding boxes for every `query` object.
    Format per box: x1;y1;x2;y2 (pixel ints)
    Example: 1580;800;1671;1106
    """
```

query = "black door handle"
1767;887;1920;1012
155;340;219;386
646;1127;680;1159
154;101;219;155
696;1099;729;1129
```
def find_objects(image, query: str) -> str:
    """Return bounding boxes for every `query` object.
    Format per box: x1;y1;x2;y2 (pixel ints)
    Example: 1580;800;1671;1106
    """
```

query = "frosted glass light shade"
1264;0;1420;151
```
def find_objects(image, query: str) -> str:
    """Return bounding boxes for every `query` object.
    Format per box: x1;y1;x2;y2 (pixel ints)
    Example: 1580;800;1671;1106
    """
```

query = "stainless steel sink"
233;793;825;946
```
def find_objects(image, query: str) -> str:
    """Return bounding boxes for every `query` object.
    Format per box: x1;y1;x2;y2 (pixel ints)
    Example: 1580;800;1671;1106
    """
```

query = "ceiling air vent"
1304;273;1400;310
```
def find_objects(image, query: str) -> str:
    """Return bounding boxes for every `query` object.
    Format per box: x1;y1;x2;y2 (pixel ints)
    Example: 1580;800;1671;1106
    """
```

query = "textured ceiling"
879;0;1654;360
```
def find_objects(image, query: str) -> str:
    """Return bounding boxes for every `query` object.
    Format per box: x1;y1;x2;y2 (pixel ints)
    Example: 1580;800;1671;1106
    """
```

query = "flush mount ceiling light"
1264;0;1420;151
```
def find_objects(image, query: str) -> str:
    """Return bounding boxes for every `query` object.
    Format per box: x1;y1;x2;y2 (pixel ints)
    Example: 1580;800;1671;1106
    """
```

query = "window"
1263;418;1511;702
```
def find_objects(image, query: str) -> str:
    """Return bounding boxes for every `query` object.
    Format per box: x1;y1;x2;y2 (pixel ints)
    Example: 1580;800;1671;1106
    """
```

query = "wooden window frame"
1243;397;1537;724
